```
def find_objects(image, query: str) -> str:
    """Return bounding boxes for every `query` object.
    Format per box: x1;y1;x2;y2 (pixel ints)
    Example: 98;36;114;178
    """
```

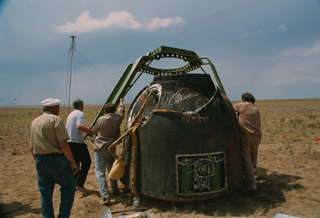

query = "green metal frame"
85;45;226;138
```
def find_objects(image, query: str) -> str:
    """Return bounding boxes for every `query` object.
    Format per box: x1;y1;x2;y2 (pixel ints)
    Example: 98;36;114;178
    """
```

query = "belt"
36;153;63;157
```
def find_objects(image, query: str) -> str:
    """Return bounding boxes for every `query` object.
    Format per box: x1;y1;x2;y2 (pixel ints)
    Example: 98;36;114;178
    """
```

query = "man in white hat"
30;98;78;218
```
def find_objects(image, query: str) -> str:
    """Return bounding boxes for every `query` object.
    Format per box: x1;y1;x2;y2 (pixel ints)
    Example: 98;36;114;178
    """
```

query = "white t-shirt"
66;109;85;143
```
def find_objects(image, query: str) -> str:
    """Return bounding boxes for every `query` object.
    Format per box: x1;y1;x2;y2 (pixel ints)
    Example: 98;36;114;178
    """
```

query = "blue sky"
1;0;320;106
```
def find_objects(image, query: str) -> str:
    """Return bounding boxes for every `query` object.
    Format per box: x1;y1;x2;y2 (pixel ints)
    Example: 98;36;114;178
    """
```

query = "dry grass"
255;99;320;145
0;99;320;218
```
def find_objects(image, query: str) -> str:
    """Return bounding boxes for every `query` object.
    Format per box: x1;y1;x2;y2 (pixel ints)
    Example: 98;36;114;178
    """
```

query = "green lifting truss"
86;45;226;137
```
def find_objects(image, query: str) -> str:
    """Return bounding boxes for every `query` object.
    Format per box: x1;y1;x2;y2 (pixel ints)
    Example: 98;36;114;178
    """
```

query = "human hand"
30;146;36;160
71;162;79;175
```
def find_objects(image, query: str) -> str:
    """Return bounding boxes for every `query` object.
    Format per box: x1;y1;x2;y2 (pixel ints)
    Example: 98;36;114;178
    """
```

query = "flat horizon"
1;97;319;108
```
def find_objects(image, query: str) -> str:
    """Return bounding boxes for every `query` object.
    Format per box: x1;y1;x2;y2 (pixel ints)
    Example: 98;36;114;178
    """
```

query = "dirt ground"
0;99;320;218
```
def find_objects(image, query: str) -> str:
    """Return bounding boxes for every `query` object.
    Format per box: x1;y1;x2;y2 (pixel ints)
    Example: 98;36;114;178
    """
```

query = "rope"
151;86;218;117
6;53;68;107
151;109;183;115
182;82;218;115
107;88;154;198
151;79;218;116
130;119;142;197
107;83;217;198
77;51;115;86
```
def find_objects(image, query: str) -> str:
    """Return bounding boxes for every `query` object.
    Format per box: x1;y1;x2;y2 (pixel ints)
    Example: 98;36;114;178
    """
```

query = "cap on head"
41;98;61;106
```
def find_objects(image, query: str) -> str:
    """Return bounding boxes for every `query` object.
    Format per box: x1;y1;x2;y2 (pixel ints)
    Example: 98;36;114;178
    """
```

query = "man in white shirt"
66;98;92;192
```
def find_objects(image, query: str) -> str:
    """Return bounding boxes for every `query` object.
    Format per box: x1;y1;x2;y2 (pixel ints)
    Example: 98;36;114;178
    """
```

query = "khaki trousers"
240;134;261;186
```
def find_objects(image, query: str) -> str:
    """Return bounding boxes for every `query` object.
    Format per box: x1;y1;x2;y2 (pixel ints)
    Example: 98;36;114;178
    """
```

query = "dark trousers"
68;142;92;187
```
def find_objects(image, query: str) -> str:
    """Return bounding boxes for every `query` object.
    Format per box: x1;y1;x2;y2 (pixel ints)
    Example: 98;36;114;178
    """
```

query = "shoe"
76;186;87;193
101;197;110;205
112;190;120;196
247;185;257;191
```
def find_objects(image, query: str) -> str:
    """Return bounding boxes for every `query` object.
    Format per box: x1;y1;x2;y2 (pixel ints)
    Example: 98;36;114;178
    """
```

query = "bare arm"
59;140;78;175
119;98;124;106
77;124;94;135
117;98;125;115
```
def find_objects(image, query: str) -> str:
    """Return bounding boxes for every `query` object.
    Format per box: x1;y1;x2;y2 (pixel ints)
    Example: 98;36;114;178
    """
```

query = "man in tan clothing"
81;98;125;204
233;93;262;191
30;98;78;217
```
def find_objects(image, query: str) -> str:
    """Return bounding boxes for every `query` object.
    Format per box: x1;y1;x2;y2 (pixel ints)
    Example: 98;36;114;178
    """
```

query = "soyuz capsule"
92;46;244;202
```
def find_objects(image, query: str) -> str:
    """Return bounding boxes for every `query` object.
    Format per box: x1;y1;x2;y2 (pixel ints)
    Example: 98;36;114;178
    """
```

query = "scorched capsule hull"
88;46;244;202
121;74;243;201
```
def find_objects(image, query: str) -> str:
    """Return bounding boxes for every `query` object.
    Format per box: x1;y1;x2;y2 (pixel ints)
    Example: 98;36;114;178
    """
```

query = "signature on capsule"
169;88;199;105
186;114;209;122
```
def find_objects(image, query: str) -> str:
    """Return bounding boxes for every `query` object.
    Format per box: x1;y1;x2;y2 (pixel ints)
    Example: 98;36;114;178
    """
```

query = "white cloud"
277;24;288;33
55;11;141;33
278;40;320;58
146;16;186;30
55;11;186;33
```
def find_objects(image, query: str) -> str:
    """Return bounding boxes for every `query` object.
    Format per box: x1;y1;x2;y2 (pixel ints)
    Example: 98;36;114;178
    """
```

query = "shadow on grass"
0;201;42;217
135;168;302;217
78;189;101;199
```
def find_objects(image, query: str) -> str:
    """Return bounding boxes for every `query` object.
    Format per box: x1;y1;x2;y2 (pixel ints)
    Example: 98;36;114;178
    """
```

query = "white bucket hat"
41;98;61;106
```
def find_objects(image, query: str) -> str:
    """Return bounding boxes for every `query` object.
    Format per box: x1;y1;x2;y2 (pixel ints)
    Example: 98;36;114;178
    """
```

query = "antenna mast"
67;35;77;114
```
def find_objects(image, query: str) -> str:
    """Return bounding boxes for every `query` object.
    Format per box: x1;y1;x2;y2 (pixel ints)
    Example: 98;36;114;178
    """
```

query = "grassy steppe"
0;99;319;217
